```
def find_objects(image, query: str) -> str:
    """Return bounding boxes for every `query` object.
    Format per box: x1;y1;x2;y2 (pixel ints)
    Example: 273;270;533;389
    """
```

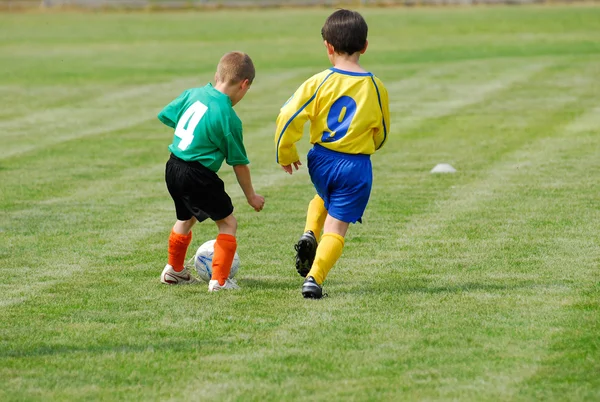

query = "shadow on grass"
402;280;537;294
240;276;297;291
0;340;211;359
338;278;539;296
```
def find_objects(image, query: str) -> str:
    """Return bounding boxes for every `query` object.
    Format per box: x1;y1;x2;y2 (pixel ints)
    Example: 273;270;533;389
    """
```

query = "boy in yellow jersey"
159;51;265;292
275;9;390;298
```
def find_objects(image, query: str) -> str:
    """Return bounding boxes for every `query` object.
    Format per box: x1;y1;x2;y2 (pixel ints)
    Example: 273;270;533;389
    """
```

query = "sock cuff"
322;232;345;245
171;229;192;242
312;194;325;204
216;233;236;243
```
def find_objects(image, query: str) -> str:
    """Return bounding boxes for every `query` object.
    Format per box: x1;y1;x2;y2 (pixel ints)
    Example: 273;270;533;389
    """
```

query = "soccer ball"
194;239;240;283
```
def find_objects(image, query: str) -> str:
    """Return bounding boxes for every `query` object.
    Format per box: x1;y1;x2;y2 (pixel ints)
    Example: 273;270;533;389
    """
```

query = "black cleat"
294;231;317;277
302;276;324;299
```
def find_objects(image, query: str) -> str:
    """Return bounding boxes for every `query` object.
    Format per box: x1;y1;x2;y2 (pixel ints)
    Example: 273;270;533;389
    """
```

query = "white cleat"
208;279;240;292
160;264;199;285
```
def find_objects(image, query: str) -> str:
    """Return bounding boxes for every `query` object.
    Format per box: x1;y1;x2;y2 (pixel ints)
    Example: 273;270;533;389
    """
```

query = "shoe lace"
184;255;196;271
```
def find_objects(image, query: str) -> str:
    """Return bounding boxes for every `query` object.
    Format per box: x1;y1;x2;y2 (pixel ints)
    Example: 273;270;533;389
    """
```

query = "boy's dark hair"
321;9;368;55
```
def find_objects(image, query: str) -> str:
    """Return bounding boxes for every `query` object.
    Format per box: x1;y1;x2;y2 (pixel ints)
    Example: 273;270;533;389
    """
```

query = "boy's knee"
216;214;238;234
173;217;197;234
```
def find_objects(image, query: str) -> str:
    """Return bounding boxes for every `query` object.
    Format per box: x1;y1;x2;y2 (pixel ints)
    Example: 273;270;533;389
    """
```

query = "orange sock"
212;233;237;285
168;230;192;272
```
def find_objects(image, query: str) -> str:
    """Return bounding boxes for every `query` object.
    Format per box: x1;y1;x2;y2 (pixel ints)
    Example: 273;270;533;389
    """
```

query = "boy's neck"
331;52;367;73
213;81;241;106
214;81;234;99
214;79;247;107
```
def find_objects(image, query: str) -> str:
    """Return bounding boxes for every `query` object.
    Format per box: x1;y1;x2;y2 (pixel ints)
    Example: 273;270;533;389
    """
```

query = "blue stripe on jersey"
370;76;387;149
276;71;335;163
329;68;373;77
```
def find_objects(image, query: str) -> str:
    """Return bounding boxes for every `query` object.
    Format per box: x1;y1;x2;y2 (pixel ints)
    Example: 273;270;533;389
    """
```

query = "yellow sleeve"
374;80;390;150
274;77;319;165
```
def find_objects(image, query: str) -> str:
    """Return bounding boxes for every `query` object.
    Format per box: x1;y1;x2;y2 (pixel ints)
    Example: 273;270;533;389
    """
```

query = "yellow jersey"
275;68;390;165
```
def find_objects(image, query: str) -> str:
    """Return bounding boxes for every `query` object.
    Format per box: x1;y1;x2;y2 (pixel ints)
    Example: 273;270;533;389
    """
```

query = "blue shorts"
307;144;372;224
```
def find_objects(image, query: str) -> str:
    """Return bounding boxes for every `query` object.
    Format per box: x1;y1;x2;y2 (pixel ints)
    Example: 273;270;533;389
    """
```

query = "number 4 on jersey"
174;101;208;150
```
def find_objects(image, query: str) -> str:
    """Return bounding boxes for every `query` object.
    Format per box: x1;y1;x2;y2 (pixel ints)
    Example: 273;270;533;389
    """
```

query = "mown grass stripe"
0;69;310;160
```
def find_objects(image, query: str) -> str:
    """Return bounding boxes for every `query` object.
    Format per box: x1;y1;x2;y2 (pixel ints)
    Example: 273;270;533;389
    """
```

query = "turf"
1;5;599;401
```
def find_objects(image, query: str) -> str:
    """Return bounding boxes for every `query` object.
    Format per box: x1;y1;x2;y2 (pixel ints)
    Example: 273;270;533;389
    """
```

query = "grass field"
1;5;600;401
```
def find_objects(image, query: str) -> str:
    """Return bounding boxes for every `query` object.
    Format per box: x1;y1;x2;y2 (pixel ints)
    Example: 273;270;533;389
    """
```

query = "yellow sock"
304;195;327;242
307;233;345;285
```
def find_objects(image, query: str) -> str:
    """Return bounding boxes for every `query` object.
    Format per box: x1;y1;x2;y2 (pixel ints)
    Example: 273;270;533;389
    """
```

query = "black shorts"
165;154;234;222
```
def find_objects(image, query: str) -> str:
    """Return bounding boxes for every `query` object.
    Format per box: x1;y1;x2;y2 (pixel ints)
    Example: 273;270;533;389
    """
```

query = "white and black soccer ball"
194;239;240;283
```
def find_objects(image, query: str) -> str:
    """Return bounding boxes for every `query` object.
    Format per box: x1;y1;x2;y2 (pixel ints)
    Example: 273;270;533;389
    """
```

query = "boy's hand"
281;161;302;175
247;193;265;212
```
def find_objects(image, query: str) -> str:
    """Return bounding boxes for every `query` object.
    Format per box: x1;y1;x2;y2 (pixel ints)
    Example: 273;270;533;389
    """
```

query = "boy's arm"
374;82;390;150
220;121;250;167
158;90;188;128
233;164;264;212
220;118;264;212
274;79;317;166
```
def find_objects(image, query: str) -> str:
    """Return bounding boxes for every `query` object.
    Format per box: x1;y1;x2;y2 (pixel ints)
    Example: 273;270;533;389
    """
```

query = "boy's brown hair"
321;9;368;55
216;51;255;85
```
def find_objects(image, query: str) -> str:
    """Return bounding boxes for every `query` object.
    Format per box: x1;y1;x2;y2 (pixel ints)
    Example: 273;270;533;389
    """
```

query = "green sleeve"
220;114;250;166
158;90;188;128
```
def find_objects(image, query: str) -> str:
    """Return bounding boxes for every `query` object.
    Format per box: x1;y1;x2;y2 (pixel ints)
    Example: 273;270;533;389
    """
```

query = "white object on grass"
430;163;457;174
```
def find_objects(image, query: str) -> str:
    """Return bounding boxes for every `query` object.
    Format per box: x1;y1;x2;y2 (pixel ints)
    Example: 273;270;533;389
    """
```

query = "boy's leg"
306;215;348;284
161;218;199;285
295;195;326;277
169;218;196;271
304;194;327;242
163;156;200;283
303;215;348;298
301;149;371;297
209;214;238;288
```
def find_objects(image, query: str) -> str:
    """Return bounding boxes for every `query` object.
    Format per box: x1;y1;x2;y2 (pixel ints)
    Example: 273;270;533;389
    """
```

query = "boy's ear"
324;40;335;55
360;40;368;55
240;78;251;90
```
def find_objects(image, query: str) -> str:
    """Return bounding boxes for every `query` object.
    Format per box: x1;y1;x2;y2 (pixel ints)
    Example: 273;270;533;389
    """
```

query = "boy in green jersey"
158;51;265;292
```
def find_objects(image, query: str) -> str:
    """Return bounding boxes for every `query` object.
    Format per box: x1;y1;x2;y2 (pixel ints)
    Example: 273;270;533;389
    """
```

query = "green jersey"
158;83;249;172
